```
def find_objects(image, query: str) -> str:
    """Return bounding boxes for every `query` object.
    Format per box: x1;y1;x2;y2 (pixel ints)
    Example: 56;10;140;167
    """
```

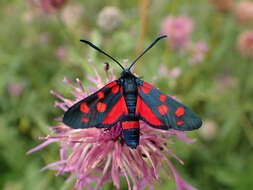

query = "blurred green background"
1;0;253;189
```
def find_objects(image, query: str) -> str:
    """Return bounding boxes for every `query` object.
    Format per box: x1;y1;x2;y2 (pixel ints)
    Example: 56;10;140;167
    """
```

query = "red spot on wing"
141;86;150;94
177;120;184;125
175;107;184;117
143;82;155;89
82;117;88;123
122;121;139;130
111;85;119;94
96;102;107;113
158;105;168;115
102;96;128;124
80;103;89;113
97;91;104;99
159;94;166;102
136;96;164;126
105;81;117;88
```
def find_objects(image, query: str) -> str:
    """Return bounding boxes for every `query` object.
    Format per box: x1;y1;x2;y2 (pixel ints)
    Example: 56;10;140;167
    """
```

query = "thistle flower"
237;30;253;59
28;59;197;190
208;0;234;12
161;15;194;50
235;1;253;25
97;7;123;33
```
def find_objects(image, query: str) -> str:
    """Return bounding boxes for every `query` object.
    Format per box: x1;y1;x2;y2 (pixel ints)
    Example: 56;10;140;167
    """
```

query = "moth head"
121;69;134;77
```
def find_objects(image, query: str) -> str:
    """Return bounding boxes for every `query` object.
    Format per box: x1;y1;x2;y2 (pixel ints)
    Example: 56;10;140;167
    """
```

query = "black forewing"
136;80;202;130
63;81;125;128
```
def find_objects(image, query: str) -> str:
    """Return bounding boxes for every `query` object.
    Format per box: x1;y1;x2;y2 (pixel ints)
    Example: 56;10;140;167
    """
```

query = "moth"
63;35;202;148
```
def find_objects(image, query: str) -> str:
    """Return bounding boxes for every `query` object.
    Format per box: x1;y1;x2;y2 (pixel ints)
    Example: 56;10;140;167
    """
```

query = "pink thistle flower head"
237;30;253;59
235;1;253;25
161;15;194;49
28;59;197;190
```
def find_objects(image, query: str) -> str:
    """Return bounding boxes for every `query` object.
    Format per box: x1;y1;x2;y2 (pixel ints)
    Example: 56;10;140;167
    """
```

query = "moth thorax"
123;78;137;94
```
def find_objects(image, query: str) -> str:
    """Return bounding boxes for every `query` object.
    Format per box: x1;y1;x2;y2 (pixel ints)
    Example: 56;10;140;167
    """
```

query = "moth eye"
96;102;107;113
80;103;90;113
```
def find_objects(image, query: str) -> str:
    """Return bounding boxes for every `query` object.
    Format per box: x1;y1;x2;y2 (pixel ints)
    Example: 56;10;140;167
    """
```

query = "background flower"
209;0;234;12
97;7;123;33
7;83;24;96
161;15;194;50
189;41;209;65
235;1;253;25
237;30;253;58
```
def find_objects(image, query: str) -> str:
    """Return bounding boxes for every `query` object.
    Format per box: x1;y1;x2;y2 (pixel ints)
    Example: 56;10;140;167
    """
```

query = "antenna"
80;40;125;70
128;35;167;70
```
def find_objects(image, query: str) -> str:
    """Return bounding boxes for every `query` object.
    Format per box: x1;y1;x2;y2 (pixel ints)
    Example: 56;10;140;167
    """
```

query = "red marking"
143;82;155;89
97;91;104;99
82;117;88;123
177;120;184;125
105;81;117;88
102;97;128;124
136;96;164;126
160;94;166;102
175;107;184;117
122;121;139;130
96;102;107;112
141;86;150;94
111;85;119;94
158;105;168;115
80;103;89;113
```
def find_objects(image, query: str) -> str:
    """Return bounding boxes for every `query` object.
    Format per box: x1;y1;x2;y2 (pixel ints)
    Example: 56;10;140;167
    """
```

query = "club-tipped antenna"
80;40;125;70
128;35;167;70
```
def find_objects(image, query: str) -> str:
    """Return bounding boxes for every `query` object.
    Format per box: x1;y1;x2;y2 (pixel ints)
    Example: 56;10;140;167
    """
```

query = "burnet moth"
63;35;202;149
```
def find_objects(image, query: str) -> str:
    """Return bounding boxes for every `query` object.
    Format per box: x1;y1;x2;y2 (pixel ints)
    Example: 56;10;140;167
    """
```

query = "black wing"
135;80;202;130
63;81;128;128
